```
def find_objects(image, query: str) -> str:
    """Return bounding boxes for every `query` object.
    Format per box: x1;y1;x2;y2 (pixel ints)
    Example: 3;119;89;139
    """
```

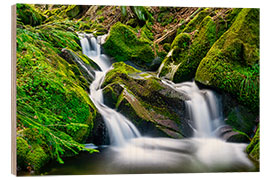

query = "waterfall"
162;80;223;138
79;34;141;146
75;34;254;172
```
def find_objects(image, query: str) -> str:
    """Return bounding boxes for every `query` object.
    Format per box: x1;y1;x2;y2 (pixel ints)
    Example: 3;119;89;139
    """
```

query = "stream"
42;34;256;175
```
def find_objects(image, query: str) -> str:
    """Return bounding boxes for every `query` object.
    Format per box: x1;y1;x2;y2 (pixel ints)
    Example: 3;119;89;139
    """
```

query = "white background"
1;0;269;179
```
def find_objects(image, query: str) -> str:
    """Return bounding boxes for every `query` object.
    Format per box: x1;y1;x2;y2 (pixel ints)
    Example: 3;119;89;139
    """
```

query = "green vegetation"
17;4;45;26
159;8;242;83
15;4;259;174
16;4;98;172
246;125;260;162
103;22;155;69
195;8;259;112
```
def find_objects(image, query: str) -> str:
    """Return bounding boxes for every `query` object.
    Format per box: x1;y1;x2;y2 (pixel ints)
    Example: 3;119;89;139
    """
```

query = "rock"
87;113;110;145
103;22;155;70
246;125;260;162
195;8;259;112
158;33;191;81
60;48;100;84
225;106;257;136
225;131;250;143
16;137;31;169
101;62;193;138
179;8;211;34
25;146;50;172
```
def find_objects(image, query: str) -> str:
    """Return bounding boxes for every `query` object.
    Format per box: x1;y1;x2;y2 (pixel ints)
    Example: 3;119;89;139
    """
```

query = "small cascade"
79;34;141;146
162;80;223;137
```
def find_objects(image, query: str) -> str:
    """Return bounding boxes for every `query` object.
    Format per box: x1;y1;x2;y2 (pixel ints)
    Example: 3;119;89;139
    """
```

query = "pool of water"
36;137;258;175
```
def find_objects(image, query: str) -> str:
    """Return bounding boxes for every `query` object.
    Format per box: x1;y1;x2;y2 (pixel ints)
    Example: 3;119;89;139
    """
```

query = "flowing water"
43;34;256;175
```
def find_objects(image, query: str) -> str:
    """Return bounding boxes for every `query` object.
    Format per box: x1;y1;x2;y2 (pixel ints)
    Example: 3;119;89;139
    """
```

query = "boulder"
103;22;155;70
102;62;193;138
60;48;101;85
246;125;260;162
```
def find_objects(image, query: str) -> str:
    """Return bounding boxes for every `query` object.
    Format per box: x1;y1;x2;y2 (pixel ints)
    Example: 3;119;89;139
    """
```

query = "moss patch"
25;146;50;172
195;8;259;111
159;8;242;83
16;8;98;171
17;4;45;26
103;22;155;69
246;126;260;162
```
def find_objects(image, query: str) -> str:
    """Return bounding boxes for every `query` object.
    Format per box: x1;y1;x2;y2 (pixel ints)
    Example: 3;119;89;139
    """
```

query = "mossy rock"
25;146;50;172
195;8;259;111
225;106;257;136
158;33;191;80
158;8;241;83
160;8;242;83
16;4;45;26
60;48;100;84
103;22;155;70
180;8;211;34
226;130;250;143
16;19;97;171
163;43;171;52
17;137;31;169
102;62;192;138
246;125;259;162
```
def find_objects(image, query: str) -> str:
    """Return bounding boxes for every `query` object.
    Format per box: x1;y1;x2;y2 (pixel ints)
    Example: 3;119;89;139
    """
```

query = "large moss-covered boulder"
195;8;259;111
16;4;46;26
103;22;155;70
102;62;193;138
159;8;241;83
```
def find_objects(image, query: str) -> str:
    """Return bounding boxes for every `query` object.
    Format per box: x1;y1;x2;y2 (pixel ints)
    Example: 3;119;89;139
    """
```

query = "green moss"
173;16;217;82
180;8;211;34
163;43;171;52
103;83;124;108
16;4;45;26
226;106;257;136
17;137;31;168
247;126;260;161
103;22;155;69
195;8;259;111
171;33;191;49
25;146;50;171
16;17;97;170
157;11;174;27
141;24;154;41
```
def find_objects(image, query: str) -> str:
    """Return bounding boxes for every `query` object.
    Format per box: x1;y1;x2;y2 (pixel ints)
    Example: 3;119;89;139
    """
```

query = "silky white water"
74;34;255;173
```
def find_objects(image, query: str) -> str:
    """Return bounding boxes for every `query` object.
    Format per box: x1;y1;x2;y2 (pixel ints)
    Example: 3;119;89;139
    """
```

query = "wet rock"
101;62;194;138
